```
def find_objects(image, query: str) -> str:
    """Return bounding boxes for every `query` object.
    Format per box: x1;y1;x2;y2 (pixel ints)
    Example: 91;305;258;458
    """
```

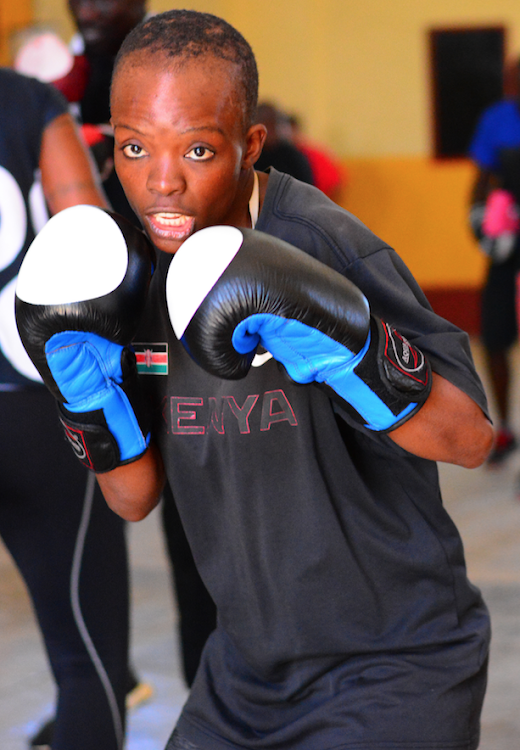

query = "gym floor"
2;340;520;750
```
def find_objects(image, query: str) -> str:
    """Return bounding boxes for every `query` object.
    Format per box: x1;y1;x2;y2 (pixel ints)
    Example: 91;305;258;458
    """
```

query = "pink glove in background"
483;189;520;237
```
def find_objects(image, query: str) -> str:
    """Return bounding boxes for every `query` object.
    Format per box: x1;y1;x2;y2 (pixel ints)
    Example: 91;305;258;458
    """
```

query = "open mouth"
147;212;195;241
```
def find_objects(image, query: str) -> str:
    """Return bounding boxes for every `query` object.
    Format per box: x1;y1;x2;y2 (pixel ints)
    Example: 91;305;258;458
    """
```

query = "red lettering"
260;390;298;430
165;391;298;435
171;396;205;435
208;396;225;434
223;395;259;434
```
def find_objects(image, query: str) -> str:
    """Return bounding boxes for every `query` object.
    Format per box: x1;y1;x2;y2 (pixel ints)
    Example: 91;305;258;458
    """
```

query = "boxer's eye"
185;146;214;161
123;144;147;159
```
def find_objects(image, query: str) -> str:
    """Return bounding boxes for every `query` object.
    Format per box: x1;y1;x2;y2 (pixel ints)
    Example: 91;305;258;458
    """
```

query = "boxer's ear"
242;123;266;170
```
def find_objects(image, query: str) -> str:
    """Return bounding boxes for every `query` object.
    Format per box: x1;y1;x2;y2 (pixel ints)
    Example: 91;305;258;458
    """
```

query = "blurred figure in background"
14;18;154;749
65;0;147;223
468;57;520;468
0;66;129;750
15;1;148;223
14;0;217;721
254;101;315;184
287;113;346;202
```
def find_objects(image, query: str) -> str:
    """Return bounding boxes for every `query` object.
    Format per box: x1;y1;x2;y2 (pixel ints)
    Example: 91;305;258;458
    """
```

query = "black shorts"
481;246;520;351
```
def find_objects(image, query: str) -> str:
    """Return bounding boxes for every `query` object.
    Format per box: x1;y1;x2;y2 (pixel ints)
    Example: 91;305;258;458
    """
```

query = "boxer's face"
111;52;265;255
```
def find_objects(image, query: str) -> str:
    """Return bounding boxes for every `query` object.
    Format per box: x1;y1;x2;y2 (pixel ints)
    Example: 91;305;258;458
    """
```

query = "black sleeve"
257;171;490;421
1;69;69;166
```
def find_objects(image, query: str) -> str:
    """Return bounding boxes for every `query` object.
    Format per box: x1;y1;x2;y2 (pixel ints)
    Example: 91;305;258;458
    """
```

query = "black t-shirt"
136;170;490;749
0;69;67;387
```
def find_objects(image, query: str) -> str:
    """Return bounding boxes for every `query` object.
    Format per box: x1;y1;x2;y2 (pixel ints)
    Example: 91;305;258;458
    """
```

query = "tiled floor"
3;341;520;749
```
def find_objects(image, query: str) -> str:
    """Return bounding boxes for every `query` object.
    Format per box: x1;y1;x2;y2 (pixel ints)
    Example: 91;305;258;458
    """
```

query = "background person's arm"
40;112;108;212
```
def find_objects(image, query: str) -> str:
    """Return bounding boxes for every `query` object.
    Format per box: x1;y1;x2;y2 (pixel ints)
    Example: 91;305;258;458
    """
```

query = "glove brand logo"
162;390;298;435
62;423;90;465
134;343;168;375
401;339;410;365
385;324;426;377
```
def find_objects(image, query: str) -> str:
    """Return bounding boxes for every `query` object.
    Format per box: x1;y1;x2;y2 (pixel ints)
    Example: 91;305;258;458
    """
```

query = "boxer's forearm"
390;373;493;468
96;442;165;522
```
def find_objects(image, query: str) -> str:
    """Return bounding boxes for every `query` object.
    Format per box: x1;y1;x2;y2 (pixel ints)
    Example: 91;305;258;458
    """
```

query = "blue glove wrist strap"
233;314;429;432
46;331;150;470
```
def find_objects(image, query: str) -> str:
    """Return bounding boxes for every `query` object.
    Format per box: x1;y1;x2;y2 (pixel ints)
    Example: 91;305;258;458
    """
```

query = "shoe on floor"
487;427;517;467
126;678;154;710
29;675;154;747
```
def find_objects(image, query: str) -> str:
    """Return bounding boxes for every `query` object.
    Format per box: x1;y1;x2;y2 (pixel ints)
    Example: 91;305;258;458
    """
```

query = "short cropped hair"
113;10;259;129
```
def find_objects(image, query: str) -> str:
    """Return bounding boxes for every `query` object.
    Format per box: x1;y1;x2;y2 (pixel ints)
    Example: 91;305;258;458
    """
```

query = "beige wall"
31;0;520;157
27;0;520;292
0;0;31;63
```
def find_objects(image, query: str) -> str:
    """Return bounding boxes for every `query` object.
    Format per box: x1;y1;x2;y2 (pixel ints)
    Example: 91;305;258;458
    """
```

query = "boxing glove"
15;205;156;472
166;226;431;432
469;189;519;263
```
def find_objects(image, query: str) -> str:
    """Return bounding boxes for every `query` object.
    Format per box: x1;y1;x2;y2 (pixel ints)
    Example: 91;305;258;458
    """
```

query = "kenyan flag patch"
134;343;168;375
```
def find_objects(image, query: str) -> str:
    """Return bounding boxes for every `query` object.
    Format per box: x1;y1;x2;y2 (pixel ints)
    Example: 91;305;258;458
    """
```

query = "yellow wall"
0;0;31;64
30;0;520;155
341;157;487;288
26;1;517;290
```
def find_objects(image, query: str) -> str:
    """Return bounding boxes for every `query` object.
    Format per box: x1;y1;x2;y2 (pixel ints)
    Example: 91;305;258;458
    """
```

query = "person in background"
15;0;150;224
0;66;128;750
254;101;315;184
15;0;217;724
468;57;520;467
286;112;346;202
13;18;154;748
66;0;148;224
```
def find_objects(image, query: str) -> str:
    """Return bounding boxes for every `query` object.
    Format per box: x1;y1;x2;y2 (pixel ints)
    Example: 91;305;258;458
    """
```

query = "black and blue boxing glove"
15;205;155;471
166;226;431;432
